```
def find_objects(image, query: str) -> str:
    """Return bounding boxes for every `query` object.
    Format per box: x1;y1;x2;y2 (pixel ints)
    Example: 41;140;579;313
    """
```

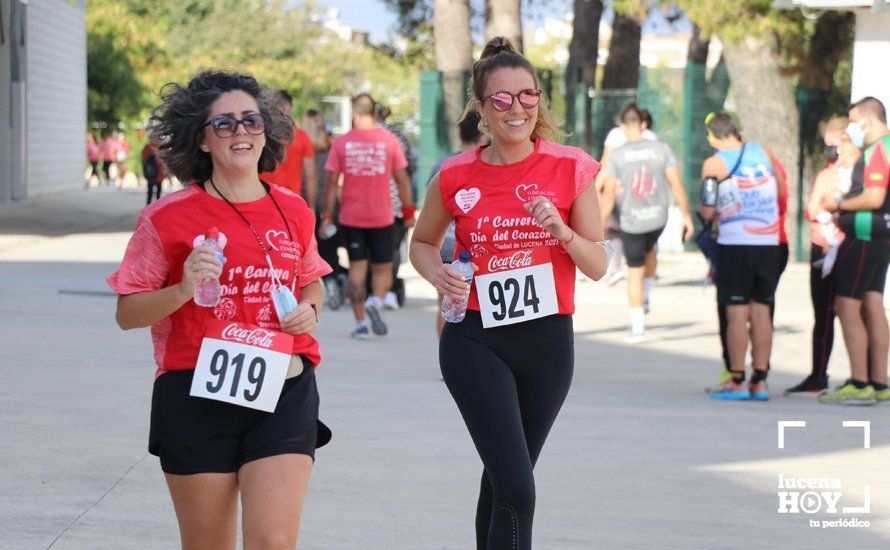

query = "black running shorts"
149;357;330;475
341;224;394;263
716;244;781;305
834;237;890;300
621;226;665;268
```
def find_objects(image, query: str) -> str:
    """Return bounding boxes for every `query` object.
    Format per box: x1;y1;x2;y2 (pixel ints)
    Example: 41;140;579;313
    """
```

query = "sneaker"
708;379;751;400
364;298;388;336
624;330;646;344
875;387;890;402
324;278;342;311
383;291;400;311
606;269;625;287
749;381;770;401
783;375;828;397
351;325;369;340
818;381;877;406
705;369;732;394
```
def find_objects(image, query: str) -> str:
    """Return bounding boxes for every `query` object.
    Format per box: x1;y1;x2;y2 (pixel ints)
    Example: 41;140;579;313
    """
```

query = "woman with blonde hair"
410;37;610;549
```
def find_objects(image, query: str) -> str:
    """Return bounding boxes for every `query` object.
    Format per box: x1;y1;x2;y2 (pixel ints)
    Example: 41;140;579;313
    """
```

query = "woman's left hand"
524;196;572;242
280;302;318;335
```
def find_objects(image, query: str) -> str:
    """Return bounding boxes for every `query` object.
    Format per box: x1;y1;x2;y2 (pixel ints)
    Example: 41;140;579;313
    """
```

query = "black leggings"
810;245;835;380
718;243;789;370
440;311;574;550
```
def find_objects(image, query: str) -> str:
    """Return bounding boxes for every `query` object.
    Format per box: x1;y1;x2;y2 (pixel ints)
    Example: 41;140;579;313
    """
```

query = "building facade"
1;0;86;203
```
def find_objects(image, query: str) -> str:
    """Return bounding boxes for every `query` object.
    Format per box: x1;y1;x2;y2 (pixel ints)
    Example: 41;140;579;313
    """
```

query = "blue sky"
319;0;691;43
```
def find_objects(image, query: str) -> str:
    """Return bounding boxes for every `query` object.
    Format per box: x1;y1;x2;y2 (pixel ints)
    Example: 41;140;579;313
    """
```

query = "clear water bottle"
194;227;222;307
441;251;474;324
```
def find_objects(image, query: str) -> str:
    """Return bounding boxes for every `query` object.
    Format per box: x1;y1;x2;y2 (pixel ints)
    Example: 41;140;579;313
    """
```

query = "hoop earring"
478;118;490;135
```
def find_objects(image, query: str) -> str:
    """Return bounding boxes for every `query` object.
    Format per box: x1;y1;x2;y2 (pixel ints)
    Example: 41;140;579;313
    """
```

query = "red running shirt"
438;139;600;315
107;184;332;378
262;129;315;195
325;128;408;228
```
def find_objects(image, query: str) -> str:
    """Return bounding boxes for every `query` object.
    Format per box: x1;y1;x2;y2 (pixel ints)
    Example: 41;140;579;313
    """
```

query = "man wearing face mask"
819;97;890;405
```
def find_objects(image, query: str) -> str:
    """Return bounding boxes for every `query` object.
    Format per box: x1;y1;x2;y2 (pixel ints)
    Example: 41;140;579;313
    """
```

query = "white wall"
25;0;86;197
851;9;890;110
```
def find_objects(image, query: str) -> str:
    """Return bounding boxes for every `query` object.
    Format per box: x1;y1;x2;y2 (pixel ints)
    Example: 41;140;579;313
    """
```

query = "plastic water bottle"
194;227;222;307
441;251;474;323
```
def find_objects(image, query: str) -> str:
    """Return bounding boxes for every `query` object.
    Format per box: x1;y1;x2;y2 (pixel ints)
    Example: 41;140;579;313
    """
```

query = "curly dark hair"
147;70;294;184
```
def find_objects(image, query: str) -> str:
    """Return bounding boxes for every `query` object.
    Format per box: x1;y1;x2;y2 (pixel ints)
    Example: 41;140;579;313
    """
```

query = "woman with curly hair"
410;37;609;549
108;70;331;549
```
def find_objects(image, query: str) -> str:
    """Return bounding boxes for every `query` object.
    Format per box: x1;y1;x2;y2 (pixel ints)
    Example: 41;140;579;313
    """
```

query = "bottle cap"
206;227;219;239
458;251;472;263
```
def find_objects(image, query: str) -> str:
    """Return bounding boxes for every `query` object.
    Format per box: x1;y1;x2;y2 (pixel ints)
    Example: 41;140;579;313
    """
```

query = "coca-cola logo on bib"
221;323;276;349
488;250;534;272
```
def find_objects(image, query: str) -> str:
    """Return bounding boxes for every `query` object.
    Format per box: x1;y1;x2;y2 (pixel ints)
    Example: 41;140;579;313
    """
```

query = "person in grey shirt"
600;104;694;342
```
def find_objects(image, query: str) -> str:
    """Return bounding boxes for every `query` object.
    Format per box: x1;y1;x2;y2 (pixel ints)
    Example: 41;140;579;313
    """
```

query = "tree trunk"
434;0;473;149
484;0;523;52
722;35;801;253
565;0;604;151
601;13;640;90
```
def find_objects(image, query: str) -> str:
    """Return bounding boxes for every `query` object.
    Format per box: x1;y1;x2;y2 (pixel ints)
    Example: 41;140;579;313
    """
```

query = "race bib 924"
474;247;559;328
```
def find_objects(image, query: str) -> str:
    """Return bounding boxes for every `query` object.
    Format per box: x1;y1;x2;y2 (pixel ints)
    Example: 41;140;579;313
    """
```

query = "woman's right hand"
434;263;477;301
178;246;224;298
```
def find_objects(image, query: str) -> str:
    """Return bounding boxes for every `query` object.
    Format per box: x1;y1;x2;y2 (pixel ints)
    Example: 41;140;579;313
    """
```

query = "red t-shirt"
439;139;600;315
107;184;332;378
324;128;408;228
262;129;315;195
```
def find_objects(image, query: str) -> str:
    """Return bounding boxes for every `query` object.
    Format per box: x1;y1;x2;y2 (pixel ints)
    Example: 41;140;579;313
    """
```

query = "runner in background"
141;139;167;205
304;108;348;310
597;108;657;285
108;70;331;549
819;97;890;405
86;132;102;187
101;132;117;186
114;131;130;188
320;93;415;339
426;110;489;337
375;103;417;310
784;117;853;396
411;37;609;550
262;91;318;208
700;112;786;401
599;104;694;342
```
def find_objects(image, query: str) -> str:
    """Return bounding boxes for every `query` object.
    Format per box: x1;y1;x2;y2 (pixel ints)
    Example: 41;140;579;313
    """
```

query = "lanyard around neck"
209;178;298;291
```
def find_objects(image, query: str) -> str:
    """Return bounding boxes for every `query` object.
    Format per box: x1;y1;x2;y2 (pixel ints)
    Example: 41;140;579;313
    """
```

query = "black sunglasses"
202;114;266;138
481;89;542;112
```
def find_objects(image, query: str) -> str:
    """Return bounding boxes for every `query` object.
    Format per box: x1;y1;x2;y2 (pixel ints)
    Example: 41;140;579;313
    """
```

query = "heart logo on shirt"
265;230;288;251
456;188;481;214
515;183;539;203
193;232;228;250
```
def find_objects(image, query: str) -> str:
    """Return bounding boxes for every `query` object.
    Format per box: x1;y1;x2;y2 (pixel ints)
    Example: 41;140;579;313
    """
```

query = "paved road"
1;189;888;549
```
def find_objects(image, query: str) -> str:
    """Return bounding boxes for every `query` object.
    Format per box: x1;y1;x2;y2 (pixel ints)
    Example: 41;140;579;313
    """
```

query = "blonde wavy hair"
461;36;565;142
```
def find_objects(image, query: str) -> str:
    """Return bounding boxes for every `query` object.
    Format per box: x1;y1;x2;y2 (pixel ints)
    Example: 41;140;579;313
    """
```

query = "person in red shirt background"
319;93;414;339
86;132;102;187
108;70;330;549
262;90;317;208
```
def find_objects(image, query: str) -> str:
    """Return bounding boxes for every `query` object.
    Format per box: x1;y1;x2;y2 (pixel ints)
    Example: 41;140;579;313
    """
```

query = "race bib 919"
190;320;293;413
475;247;559;328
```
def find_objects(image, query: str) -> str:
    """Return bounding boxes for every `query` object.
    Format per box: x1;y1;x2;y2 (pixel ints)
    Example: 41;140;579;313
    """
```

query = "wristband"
321;213;333;221
560;230;575;249
401;204;416;220
834;192;844;211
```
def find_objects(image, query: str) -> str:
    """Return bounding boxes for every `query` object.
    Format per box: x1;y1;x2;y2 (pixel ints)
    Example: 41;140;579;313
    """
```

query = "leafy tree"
564;0;604;150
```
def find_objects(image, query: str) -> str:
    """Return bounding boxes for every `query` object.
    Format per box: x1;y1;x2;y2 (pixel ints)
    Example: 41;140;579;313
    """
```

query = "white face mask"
846;121;866;149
